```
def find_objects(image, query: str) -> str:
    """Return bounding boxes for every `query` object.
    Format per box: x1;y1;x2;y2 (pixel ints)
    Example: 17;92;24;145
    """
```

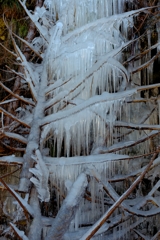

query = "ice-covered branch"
132;52;160;74
151;230;160;240
11;37;38;101
80;150;159;239
44;39;131;110
0;99;18;105
29;149;50;202
62;8;150;43
0;82;35;107
10;223;28;240
102;130;159;153
137;83;160;92
42;89;136;126
0;141;26;152
18;0;48;43
0;155;23;165
124;42;160;65
45;173;88;240
132;229;149;240
28;188;42;240
0;107;30;128
109;153;160;182
45;78;64;95
0;132;27;145
12;32;43;60
100;177;160;216
44;153;130;166
114;121;160;131
0;178;34;219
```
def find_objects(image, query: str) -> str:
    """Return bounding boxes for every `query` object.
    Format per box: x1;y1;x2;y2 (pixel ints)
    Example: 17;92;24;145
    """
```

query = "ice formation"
41;6;138;158
29;150;50;202
2;0;159;239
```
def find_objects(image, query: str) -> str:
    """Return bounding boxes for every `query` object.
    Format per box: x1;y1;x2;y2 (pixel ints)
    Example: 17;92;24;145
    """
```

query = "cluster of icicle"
42;0;136;158
46;0;127;33
40;0;140;238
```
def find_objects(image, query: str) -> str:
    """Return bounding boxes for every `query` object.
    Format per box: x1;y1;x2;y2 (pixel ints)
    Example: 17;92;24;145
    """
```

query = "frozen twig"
29;149;50;202
103;130;160;153
28;188;42;240
80;149;159;239
41;89;136;126
114;121;160;131
132;52;160;74
0;132;27;145
132;229;150;240
45;173;88;240
12;32;43;60
0;141;26;152
11;37;38;101
0;178;34;219
10;223;28;240
0;81;35;107
151;230;160;240
0;107;30;128
17;0;48;43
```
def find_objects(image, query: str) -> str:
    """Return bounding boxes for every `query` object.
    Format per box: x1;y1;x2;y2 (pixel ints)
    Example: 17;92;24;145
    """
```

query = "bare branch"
0;107;30;128
137;83;160;92
114;121;160;131
0;81;35;107
123;42;160;65
0;165;21;179
5;65;26;81
0;43;17;58
132;52;160;74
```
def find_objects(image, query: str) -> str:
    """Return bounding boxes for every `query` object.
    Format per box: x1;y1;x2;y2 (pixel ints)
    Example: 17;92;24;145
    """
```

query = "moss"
0;18;6;41
0;0;21;9
0;0;24;19
18;22;29;38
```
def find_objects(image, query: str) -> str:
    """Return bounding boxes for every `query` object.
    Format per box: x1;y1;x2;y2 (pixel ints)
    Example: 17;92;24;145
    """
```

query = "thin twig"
80;149;159;239
0;107;30;128
0;81;35;106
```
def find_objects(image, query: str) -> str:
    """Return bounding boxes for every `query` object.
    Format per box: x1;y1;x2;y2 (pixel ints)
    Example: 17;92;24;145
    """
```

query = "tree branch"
114;121;160;131
0;81;35;107
12;31;43;60
0;107;30;128
46;173;88;240
80;150;159;239
0;178;34;219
